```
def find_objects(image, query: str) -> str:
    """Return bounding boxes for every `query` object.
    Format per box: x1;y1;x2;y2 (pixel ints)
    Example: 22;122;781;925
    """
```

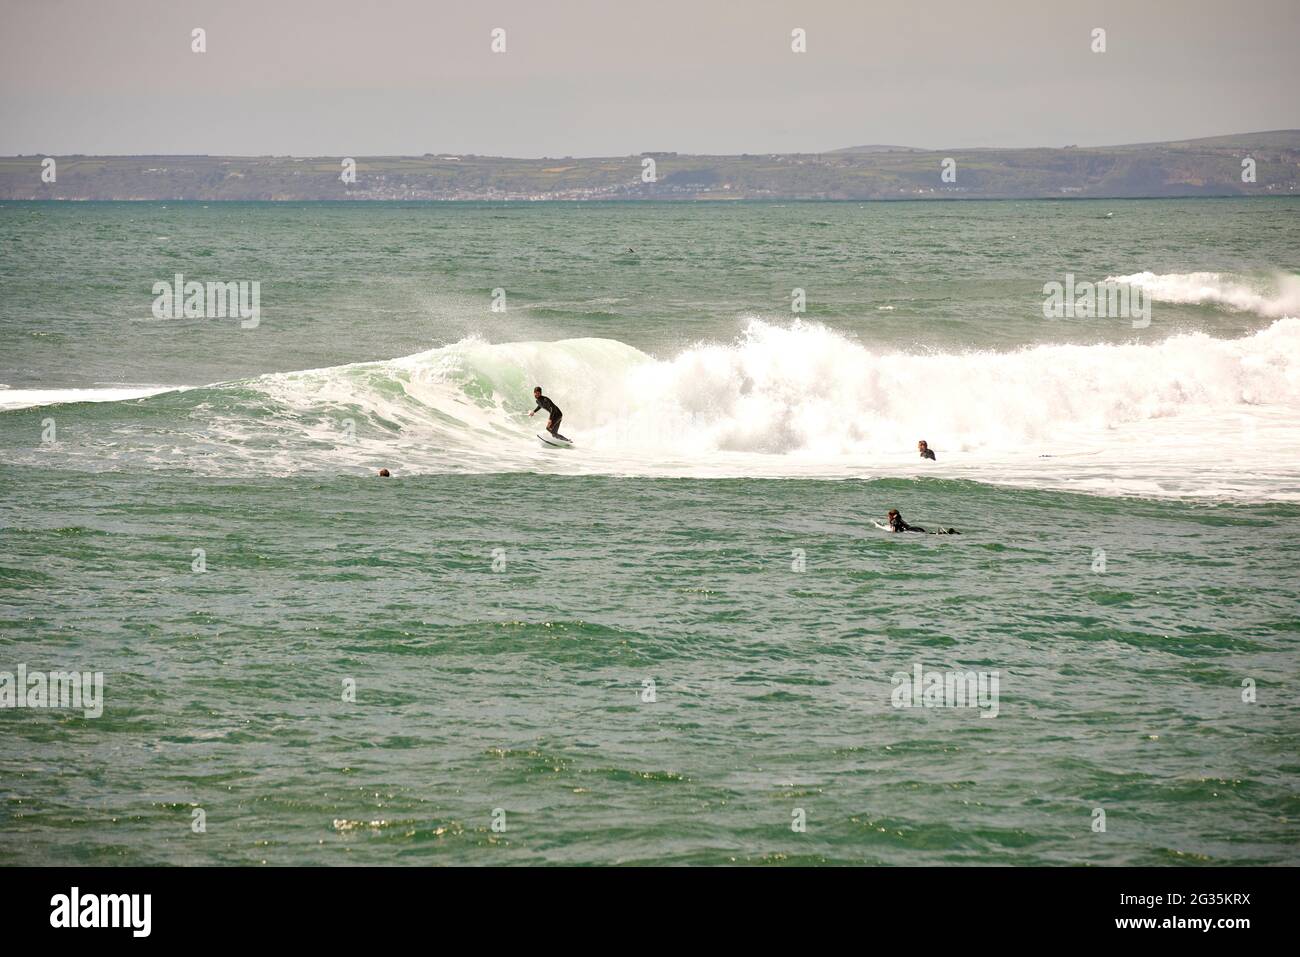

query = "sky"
1;0;1297;156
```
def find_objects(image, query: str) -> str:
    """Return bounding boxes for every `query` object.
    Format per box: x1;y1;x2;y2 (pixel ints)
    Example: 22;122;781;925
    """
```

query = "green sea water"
1;199;1298;865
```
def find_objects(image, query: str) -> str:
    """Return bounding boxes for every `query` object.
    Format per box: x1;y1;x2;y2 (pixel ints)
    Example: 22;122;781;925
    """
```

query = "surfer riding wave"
530;386;569;441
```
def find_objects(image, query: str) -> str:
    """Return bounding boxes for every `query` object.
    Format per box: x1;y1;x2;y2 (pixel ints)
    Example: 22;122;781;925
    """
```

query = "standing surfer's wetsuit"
920;448;936;461
533;394;565;438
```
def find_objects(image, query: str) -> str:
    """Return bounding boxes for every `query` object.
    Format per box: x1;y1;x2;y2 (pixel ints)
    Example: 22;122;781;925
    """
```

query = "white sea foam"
202;313;1300;499
0;385;181;411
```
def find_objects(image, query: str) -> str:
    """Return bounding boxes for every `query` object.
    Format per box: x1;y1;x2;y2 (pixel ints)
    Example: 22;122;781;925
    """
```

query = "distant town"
3;131;1297;201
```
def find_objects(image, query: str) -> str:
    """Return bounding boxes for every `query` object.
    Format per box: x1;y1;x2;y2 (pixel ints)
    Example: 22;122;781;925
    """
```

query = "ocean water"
1;198;1298;865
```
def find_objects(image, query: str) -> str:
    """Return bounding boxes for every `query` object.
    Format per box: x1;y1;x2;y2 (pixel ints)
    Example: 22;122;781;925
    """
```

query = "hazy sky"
2;0;1297;156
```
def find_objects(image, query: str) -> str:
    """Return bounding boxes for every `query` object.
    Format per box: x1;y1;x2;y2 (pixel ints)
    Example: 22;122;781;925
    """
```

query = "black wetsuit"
920;448;936;461
888;515;960;535
888;515;925;533
533;395;564;436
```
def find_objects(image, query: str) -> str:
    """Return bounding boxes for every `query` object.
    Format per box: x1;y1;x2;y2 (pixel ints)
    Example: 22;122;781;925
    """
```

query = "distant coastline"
4;130;1297;202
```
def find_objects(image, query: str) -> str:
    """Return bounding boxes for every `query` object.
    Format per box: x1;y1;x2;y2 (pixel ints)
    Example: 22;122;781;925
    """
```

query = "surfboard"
537;432;574;448
872;521;894;532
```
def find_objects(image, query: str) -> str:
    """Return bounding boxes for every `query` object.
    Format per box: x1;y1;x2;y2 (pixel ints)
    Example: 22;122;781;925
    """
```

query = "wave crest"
1106;270;1300;318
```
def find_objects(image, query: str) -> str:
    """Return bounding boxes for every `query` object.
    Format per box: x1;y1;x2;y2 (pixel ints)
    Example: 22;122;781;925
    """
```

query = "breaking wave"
5;270;1298;498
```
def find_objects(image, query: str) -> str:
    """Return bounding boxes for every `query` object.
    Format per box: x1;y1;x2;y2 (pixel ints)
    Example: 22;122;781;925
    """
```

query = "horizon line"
6;128;1297;161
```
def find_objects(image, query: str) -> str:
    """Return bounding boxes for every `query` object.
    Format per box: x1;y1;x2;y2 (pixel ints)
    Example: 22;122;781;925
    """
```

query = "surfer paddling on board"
918;440;936;461
530;387;569;441
886;509;959;535
887;509;924;533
